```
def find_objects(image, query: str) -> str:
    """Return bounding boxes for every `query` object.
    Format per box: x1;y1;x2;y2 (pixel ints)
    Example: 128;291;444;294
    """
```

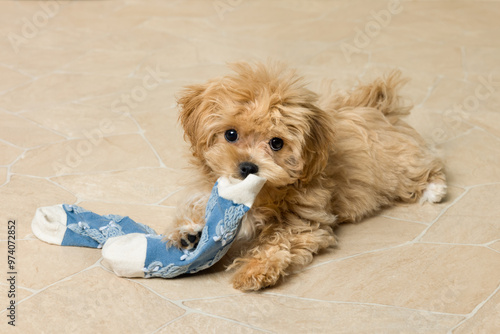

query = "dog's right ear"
177;83;208;148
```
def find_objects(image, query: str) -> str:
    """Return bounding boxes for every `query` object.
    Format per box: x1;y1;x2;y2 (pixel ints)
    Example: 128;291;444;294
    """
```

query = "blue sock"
32;175;266;278
32;204;156;248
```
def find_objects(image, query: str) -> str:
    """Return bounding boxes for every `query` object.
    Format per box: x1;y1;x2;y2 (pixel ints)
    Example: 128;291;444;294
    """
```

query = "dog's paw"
421;182;447;204
166;226;203;250
231;260;282;291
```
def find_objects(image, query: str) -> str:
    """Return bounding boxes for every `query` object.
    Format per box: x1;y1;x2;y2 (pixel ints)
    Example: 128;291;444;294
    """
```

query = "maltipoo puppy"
168;62;446;291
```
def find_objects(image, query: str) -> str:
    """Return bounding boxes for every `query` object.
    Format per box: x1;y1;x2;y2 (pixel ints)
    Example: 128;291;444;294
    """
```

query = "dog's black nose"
239;162;259;178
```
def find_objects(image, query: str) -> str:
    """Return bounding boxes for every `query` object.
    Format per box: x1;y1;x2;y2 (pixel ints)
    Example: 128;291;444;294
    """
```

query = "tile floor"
1;0;500;333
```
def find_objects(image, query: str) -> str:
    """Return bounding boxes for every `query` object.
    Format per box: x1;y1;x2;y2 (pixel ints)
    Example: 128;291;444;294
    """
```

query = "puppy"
167;62;446;291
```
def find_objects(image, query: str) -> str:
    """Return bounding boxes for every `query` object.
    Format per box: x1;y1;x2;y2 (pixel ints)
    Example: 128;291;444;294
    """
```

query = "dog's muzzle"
239;162;259;178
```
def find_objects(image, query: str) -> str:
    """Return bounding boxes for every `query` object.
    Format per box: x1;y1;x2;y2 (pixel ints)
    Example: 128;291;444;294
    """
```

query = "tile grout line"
130;279;273;333
411;187;471;243
379;214;431;225
42;164;177;179
263;291;468;319
447;281;500;333
0;257;105;314
301;242;411;272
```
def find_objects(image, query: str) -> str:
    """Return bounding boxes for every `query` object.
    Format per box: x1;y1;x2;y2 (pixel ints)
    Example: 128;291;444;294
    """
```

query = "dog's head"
178;62;333;188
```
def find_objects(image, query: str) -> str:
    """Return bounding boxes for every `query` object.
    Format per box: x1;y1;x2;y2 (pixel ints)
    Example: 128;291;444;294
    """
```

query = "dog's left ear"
300;103;334;183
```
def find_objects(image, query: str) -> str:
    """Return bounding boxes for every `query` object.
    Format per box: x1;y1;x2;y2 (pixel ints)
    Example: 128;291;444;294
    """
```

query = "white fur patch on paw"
421;182;447;204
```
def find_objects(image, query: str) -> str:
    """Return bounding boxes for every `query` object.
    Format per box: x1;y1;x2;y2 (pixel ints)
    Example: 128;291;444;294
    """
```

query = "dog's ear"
300;103;334;183
177;83;216;160
178;83;207;146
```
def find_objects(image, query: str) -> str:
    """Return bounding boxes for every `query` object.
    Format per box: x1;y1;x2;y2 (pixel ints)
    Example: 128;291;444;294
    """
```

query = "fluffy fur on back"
169;61;446;291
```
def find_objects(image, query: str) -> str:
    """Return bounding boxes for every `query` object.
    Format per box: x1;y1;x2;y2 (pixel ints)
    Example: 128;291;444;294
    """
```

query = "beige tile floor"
1;0;500;333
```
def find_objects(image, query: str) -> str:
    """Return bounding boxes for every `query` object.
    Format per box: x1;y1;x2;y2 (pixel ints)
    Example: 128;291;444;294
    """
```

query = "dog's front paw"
231;259;282;291
166;225;203;250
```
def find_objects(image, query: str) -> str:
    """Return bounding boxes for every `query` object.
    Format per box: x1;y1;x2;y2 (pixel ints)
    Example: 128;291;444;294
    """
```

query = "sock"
32;204;156;248
32;174;266;278
102;174;266;278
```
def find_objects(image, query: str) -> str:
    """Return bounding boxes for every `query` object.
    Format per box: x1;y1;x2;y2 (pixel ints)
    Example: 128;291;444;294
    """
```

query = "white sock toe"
217;174;266;208
421;182;447;204
31;204;68;245
102;234;147;278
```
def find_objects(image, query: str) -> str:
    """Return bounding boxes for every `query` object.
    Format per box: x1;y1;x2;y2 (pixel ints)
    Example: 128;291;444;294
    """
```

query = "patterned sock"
102;174;266;278
32;204;156;248
31;174;266;278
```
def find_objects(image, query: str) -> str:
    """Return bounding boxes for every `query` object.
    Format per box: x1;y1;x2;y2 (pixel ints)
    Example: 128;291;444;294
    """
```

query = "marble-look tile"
0;46;86;77
15;240;102;290
142;16;219;41
1;268;184;333
0;282;32;306
454;290;500;334
20;28;96;52
0;247;33;290
0;141;23;166
0;175;76;239
469;111;500;141
12;134;160;177
371;43;463;79
489;241;500;253
104;81;180;114
423;74;500;124
52;168;184;205
0;111;64;148
375;13;462;47
61;50;149;77
113;1;214;19
159;313;264;334
133;110;191;170
273;244;500;314
184;294;463;334
162;63;231;85
0;73;141;112
134;262;237;301
136;42;200;72
324;216;426;261
440;130;500;187
84;27;186;53
380;186;465;223
405;107;472;146
0;64;31;92
0;168;7;185
22;103;139;138
422;185;500;244
307;46;371;74
465;46;500;75
51;15;147;35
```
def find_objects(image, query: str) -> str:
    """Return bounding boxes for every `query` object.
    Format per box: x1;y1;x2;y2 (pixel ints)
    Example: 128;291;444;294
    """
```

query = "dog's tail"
332;70;412;118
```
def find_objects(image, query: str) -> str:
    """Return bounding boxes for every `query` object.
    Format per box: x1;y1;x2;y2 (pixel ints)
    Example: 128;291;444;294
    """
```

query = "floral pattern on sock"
144;261;189;278
67;220;125;246
204;185;218;221
213;204;246;246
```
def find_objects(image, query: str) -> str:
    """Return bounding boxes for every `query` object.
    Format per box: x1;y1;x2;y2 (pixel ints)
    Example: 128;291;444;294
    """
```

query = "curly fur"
168;61;446;291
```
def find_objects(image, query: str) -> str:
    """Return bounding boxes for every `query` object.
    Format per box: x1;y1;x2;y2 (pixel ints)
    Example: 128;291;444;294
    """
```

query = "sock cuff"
32;204;67;245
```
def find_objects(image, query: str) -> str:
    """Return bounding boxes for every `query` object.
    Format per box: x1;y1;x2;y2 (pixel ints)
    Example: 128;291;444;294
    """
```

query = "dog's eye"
224;129;239;143
269;137;284;151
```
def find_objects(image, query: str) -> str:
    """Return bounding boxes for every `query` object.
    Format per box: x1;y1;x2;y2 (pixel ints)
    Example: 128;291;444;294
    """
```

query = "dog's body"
167;62;446;291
